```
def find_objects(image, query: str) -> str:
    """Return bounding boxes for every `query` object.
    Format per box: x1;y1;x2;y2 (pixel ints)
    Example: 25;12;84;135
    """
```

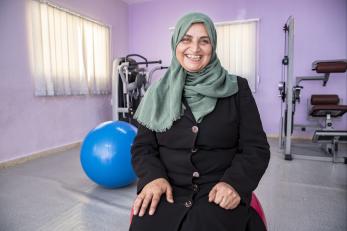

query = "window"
28;0;111;96
170;19;259;92
215;19;259;92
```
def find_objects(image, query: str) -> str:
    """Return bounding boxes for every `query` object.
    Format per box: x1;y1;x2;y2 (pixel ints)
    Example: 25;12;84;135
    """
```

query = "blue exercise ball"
80;121;137;188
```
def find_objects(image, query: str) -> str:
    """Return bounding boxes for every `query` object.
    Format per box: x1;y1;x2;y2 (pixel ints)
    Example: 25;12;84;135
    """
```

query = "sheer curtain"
28;0;111;96
216;20;258;92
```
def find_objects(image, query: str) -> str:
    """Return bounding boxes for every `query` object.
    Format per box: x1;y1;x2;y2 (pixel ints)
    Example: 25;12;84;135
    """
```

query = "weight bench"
310;94;347;163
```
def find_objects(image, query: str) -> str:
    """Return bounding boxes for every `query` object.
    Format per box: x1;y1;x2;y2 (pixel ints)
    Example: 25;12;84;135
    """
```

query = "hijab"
133;12;238;132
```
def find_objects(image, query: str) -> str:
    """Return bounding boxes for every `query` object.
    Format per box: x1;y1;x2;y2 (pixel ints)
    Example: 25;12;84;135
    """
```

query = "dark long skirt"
129;184;265;231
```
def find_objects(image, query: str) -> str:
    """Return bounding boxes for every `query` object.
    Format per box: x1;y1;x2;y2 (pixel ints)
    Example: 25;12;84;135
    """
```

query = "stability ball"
80;121;137;188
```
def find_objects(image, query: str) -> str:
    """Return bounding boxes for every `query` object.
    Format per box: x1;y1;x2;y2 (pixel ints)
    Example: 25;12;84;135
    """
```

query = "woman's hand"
208;182;241;210
133;178;174;217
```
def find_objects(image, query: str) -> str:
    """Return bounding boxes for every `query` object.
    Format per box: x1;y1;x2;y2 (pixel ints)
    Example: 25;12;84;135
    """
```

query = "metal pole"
112;59;121;121
285;16;294;160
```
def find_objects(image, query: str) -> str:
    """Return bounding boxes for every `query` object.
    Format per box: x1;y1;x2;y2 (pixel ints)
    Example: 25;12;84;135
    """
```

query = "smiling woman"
175;23;212;73
129;12;270;231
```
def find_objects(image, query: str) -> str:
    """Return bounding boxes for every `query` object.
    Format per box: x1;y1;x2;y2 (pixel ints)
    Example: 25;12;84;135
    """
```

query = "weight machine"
111;54;167;125
278;16;347;163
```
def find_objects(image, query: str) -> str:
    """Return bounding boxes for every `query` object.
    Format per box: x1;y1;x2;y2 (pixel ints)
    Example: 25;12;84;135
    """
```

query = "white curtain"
216;20;258;92
28;0;111;96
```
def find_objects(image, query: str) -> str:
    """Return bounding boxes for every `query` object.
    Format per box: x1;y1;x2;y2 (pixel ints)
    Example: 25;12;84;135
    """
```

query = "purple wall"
128;0;347;137
0;0;128;163
1;0;346;163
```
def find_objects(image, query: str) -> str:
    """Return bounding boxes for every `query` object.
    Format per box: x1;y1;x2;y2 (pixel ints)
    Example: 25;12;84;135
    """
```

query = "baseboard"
266;134;312;141
0;141;82;169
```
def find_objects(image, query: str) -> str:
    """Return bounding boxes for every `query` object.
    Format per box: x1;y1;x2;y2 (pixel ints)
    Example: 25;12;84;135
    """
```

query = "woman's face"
176;23;212;72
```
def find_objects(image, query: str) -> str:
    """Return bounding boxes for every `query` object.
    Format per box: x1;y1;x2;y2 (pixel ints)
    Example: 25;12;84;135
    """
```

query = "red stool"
130;193;267;229
250;193;267;229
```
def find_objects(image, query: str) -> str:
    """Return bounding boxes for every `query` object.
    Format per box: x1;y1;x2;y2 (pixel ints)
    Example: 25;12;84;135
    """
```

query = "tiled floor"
256;139;347;231
0;139;346;231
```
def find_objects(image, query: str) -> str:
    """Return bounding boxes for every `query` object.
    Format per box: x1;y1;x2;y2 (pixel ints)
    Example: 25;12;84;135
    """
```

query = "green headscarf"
133;12;238;132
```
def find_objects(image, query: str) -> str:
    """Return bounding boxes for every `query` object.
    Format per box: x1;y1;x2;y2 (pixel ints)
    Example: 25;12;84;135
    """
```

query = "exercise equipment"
81;55;167;186
278;16;347;163
80;121;138;188
310;94;347;162
111;54;168;125
129;193;267;230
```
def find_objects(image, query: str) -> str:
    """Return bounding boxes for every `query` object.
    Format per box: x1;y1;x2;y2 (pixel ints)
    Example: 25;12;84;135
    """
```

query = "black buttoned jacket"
130;77;270;231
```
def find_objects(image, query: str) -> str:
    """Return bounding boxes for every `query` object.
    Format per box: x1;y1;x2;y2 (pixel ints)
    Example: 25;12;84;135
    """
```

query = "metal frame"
278;16;347;163
278;16;295;160
111;55;166;122
313;130;347;163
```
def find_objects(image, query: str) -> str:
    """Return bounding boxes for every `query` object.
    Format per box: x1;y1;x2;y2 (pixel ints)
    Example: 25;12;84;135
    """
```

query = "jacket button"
192;171;200;178
184;200;192;208
191;148;198;153
192;184;199;192
192;126;199;133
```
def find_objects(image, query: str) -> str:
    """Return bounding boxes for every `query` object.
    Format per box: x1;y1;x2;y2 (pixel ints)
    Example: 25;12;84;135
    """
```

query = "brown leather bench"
309;94;347;163
312;60;347;73
310;95;347;118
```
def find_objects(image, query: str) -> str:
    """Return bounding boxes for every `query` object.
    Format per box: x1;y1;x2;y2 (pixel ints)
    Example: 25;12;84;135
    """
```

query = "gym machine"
111;54;167;125
278;16;347;163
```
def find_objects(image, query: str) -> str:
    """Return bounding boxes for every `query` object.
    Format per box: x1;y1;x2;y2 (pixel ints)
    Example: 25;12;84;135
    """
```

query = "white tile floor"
0;139;346;231
256;139;347;231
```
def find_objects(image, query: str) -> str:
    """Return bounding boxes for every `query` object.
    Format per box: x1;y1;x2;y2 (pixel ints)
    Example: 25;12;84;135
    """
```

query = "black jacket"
130;77;270;231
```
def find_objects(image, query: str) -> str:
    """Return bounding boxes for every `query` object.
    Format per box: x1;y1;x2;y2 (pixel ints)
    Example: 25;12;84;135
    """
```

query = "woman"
129;12;270;231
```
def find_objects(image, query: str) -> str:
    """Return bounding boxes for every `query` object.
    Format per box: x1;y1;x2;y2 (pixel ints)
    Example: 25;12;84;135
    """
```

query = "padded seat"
310;105;347;117
311;94;339;105
312;60;347;73
309;94;347;117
